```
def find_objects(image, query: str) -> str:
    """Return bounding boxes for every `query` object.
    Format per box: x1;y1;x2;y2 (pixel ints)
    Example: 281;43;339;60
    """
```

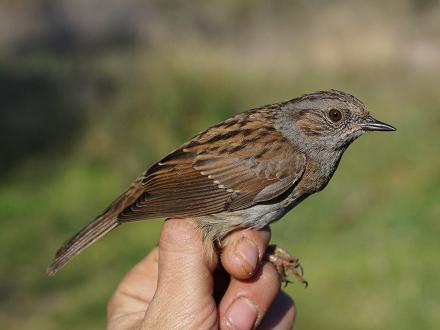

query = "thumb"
143;218;217;328
157;218;215;294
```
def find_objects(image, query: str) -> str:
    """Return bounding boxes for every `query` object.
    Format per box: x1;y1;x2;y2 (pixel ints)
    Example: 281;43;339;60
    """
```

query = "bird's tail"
47;214;119;276
47;177;146;275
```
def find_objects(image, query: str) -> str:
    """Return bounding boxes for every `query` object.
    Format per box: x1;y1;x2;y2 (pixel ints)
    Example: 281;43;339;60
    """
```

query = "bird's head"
281;90;395;153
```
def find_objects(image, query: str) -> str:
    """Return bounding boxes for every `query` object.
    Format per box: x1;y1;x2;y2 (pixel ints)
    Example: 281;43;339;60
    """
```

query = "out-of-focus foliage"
1;1;439;329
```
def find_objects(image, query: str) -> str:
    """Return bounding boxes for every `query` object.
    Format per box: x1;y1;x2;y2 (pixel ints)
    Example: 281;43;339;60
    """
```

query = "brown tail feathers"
47;177;146;275
47;214;120;276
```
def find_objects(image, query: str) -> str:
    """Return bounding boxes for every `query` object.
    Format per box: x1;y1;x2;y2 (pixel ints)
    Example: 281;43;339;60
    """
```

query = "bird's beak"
361;116;396;132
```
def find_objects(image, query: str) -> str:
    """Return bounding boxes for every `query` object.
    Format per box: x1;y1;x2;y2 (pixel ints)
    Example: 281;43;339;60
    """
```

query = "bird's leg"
264;245;308;287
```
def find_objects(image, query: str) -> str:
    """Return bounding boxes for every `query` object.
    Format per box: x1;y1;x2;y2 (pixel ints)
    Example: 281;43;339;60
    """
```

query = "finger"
155;218;215;295
107;247;159;328
143;218;217;328
219;262;281;330
258;291;295;330
220;227;271;280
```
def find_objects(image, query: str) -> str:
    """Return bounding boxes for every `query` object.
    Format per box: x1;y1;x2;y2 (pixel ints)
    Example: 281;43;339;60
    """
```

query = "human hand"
107;218;295;329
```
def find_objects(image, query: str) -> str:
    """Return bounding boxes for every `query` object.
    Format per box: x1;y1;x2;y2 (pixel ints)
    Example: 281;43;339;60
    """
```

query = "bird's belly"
229;203;288;228
195;197;296;241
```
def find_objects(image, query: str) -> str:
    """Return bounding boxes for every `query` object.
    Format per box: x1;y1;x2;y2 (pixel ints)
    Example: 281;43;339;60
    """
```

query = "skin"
50;91;395;329
107;218;295;330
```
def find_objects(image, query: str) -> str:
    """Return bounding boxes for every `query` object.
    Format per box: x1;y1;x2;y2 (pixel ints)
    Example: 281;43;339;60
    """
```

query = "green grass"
1;45;439;329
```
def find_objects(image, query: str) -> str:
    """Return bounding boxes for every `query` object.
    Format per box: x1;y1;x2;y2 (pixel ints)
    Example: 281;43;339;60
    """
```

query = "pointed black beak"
361;116;396;132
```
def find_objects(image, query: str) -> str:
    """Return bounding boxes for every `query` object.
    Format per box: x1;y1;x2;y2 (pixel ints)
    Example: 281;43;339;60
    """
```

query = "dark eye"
328;109;342;122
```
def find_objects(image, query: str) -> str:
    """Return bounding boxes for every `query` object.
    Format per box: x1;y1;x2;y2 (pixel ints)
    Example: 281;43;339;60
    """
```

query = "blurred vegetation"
1;0;439;329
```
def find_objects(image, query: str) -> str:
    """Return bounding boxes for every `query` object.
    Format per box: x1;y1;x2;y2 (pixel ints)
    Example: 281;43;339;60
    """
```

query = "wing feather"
118;112;306;221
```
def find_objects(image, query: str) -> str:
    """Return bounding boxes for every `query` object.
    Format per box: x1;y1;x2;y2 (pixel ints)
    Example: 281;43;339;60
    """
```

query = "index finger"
220;227;271;280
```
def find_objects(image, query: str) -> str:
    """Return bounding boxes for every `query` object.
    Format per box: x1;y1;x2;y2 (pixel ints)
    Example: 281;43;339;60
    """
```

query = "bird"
47;90;395;280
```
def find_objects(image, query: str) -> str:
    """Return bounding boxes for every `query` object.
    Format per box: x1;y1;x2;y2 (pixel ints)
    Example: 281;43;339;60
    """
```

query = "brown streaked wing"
117;110;306;220
118;149;231;221
191;137;306;210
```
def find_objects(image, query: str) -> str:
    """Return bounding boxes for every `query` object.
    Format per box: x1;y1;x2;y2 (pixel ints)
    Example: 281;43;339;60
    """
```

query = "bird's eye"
328;109;342;122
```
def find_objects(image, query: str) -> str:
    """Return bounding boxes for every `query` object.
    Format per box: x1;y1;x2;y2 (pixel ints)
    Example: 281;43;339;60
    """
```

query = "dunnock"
48;90;395;282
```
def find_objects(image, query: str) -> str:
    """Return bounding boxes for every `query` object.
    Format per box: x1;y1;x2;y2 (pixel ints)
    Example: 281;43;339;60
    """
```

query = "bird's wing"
118;113;306;221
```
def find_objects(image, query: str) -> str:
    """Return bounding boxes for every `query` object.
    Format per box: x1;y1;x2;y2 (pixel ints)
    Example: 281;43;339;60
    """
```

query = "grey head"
277;89;395;154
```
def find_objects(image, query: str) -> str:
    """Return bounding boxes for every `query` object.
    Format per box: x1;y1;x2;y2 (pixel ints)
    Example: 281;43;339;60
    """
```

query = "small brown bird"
48;90;395;280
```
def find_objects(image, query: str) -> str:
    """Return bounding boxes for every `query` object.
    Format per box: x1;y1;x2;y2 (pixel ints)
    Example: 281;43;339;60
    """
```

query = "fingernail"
226;297;258;330
236;238;259;275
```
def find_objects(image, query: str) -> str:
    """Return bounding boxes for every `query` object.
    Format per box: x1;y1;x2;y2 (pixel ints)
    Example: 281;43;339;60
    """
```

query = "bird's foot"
264;244;308;287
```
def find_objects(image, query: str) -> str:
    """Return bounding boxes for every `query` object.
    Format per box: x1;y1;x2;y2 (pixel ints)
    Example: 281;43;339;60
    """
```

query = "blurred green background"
1;0;439;329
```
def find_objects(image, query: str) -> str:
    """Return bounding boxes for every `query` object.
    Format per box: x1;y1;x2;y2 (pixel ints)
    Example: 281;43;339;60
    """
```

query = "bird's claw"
264;244;308;288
